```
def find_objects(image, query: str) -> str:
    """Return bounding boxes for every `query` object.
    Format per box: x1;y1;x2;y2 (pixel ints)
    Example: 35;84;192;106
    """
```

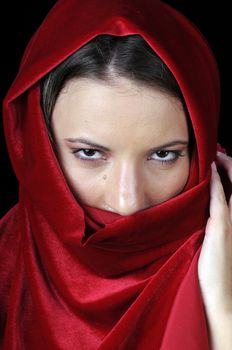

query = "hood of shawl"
3;0;220;244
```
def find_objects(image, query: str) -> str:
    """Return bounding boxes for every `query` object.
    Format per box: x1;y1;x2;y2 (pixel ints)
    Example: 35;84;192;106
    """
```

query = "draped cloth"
0;0;220;349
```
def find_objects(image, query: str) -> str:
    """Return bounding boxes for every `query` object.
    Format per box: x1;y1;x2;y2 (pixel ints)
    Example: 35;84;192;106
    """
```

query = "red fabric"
0;0;220;349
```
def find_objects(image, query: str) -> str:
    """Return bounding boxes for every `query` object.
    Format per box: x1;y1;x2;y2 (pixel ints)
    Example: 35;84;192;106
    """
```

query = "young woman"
1;0;231;349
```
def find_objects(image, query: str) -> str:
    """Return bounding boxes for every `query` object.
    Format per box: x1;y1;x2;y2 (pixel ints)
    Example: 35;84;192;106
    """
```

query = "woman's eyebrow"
64;137;189;152
148;140;189;152
64;137;111;151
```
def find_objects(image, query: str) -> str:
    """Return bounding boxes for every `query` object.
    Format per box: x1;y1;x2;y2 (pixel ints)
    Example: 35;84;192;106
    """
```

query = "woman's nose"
104;161;146;216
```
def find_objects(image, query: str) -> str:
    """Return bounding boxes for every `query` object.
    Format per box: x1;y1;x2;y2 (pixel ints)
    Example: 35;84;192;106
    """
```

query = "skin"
51;77;232;349
198;153;232;350
51;78;190;215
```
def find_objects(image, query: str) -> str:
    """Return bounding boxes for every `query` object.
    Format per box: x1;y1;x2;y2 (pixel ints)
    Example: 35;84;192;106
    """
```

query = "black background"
0;1;230;218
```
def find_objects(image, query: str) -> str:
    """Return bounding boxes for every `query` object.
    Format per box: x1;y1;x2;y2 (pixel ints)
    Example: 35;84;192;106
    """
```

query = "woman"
1;0;231;349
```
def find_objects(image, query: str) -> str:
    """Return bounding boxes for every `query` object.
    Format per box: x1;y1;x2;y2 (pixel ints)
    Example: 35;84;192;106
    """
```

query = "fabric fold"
1;0;221;348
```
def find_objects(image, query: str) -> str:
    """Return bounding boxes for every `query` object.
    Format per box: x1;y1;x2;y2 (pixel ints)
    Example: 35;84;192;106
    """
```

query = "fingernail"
211;162;217;171
217;151;228;159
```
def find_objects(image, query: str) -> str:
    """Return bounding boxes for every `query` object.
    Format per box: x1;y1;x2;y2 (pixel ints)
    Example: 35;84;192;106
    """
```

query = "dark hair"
41;34;193;144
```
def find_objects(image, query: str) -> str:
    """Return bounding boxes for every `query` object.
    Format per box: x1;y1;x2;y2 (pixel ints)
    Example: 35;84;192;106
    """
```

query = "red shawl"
1;0;220;349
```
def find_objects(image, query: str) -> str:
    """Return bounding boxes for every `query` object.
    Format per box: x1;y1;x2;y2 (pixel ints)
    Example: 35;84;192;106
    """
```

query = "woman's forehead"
52;78;189;147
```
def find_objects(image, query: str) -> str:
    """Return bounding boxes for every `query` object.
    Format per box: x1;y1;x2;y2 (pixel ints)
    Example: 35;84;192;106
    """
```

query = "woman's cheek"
66;165;104;204
148;160;190;203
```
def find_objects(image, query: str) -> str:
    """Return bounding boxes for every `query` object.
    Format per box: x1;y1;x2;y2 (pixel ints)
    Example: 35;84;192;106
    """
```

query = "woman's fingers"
216;152;232;215
209;162;228;219
198;160;232;306
216;152;232;178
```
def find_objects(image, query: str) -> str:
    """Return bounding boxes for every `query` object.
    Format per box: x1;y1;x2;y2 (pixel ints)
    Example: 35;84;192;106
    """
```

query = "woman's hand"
198;151;232;349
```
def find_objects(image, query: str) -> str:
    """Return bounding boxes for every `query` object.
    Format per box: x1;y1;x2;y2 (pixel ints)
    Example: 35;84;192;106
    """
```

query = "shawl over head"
1;0;220;349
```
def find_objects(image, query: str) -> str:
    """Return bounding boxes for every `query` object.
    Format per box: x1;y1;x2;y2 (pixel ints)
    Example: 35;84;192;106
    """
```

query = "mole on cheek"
103;174;107;180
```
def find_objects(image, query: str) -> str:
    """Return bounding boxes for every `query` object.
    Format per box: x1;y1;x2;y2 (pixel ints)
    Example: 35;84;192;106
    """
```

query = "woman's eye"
149;150;182;163
72;148;184;163
73;149;103;161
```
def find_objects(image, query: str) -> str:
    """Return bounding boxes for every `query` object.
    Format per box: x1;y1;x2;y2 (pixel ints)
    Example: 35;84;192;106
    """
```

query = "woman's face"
51;78;190;215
